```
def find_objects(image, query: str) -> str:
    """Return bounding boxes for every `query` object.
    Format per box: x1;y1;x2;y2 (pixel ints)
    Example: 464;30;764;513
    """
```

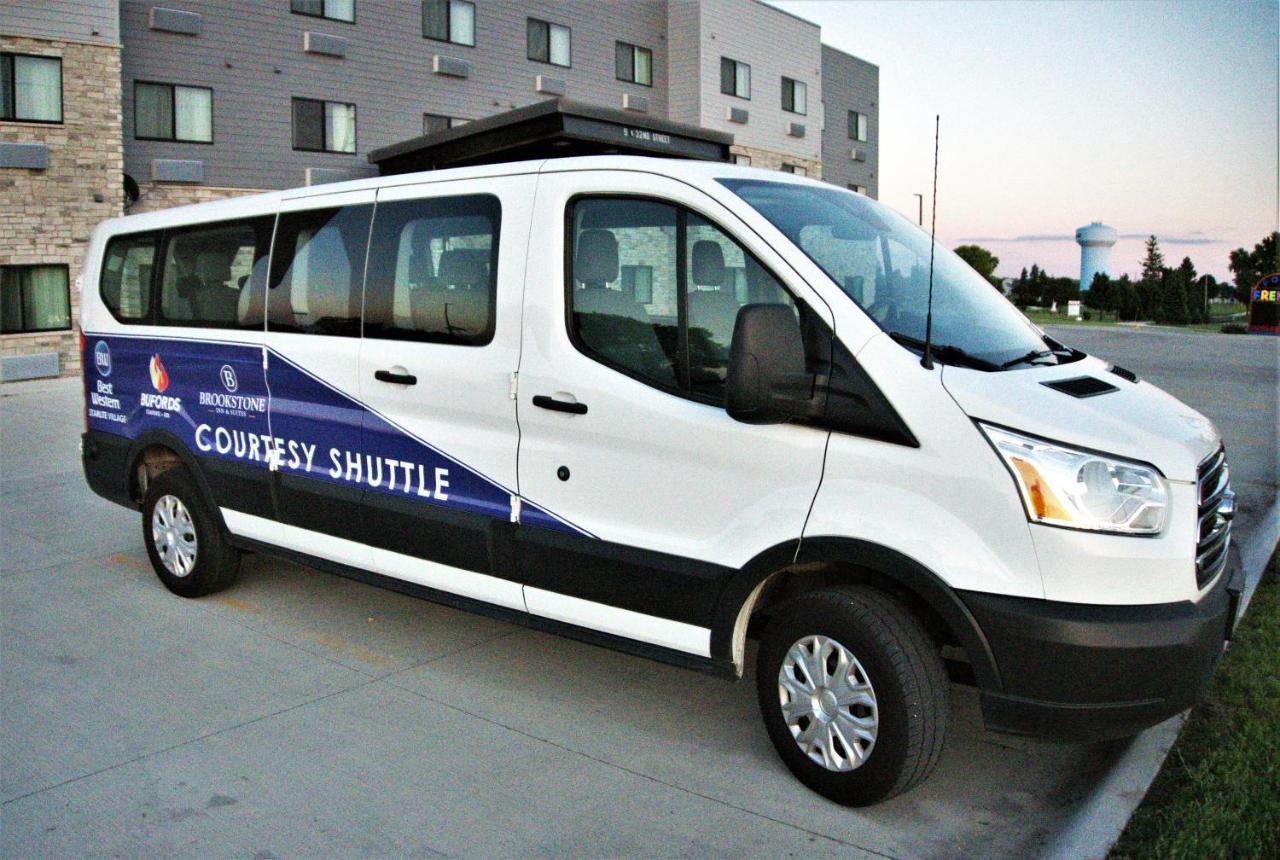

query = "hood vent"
1107;363;1138;383
1041;376;1119;398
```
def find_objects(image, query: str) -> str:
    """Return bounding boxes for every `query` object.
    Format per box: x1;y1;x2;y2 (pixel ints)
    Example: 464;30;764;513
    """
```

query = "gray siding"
694;0;823;165
820;45;878;197
0;0;119;45
121;0;668;191
665;0;700;126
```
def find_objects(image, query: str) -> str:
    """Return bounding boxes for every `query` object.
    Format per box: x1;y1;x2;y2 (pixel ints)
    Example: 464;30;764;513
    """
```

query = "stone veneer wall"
0;34;122;377
730;144;822;179
127;182;261;215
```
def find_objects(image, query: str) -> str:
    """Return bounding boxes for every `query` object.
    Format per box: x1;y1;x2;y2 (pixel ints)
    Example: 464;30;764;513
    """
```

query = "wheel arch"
712;537;1002;691
125;429;225;530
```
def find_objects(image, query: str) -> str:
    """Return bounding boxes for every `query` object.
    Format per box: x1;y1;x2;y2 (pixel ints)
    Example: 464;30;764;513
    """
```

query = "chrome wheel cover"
778;634;879;772
151;494;198;578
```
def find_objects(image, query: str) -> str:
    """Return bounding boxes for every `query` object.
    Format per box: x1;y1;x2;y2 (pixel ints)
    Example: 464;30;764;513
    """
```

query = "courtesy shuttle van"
81;156;1242;805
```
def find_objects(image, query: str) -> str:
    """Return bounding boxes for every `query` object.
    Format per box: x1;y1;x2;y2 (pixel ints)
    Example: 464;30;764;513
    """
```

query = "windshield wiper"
1000;348;1056;369
887;332;1000;371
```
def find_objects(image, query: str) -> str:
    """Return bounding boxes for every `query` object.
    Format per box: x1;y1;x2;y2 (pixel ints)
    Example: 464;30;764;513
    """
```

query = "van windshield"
718;179;1058;370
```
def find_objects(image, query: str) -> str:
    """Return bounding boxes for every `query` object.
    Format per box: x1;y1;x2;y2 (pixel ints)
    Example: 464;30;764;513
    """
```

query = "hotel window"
290;0;354;23
733;154;752;166
615;42;652;86
1;265;71;333
781;77;806;115
292;97;356;153
720;57;750;99
135;82;213;143
422;0;475;46
527;19;570;67
0;53;62;123
849;184;867;195
780;163;805;176
423;113;454;135
849;111;868;142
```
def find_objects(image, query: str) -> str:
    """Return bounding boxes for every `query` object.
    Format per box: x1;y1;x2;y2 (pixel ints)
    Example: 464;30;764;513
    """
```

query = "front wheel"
142;467;240;598
756;586;949;806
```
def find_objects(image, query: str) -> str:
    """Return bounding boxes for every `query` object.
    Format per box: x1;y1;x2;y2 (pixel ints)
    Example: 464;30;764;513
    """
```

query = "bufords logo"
93;340;111;377
140;354;182;413
149;354;169;392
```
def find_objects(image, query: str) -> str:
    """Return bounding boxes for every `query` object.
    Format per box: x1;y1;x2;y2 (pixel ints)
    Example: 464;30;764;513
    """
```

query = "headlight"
979;424;1169;535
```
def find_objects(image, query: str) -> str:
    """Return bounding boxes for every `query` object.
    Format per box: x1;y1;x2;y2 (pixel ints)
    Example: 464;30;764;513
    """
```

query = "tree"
1155;266;1188;325
1228;231;1280;305
953;244;1002;290
1113;274;1139;321
1177;257;1207;323
1087;272;1113;318
1140;235;1166;283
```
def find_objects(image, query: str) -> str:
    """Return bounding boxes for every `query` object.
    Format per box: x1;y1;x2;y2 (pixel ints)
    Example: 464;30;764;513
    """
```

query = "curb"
1036;496;1280;860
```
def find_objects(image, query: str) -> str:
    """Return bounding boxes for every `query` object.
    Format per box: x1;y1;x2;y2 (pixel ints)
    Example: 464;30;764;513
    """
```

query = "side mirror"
726;304;817;424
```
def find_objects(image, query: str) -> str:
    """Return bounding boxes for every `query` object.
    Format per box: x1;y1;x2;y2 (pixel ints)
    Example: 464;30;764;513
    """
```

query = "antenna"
921;114;940;370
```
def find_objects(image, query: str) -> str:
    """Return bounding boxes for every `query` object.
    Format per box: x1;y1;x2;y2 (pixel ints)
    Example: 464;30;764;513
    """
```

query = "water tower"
1076;222;1118;292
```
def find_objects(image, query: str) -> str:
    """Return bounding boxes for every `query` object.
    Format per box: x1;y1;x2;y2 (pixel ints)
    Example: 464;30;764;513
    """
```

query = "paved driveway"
2;328;1275;858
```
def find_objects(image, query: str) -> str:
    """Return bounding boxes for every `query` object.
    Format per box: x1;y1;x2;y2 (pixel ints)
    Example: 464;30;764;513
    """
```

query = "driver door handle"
375;369;417;385
532;395;587;415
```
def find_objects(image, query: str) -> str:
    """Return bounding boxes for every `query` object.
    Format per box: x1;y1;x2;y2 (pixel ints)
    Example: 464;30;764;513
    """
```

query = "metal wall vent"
1040;377;1119;398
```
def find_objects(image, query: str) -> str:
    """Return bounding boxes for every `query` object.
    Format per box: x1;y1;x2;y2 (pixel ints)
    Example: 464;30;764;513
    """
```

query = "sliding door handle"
532;395;588;415
375;369;417;385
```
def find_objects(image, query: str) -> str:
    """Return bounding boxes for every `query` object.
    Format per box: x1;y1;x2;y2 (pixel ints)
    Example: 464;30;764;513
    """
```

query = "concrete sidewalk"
2;323;1275;858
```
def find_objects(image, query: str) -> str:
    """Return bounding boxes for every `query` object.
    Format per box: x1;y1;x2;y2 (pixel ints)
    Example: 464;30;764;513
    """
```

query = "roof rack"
368;99;734;175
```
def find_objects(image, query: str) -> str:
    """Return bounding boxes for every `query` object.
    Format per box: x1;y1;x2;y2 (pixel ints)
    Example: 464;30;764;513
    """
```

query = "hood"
941;355;1219;482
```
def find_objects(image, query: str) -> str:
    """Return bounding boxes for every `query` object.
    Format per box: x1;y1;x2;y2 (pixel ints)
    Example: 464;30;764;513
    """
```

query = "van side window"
100;233;157;323
268;204;372;337
363;194;500;346
569;198;680;390
159;217;274;329
568;197;799;403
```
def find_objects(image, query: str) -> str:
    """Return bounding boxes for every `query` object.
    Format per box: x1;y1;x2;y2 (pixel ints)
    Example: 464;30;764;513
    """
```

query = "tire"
755;586;949;806
142;467;239;598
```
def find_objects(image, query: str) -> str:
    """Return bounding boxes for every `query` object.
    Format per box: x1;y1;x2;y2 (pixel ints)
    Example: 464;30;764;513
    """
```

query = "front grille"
1195;446;1232;589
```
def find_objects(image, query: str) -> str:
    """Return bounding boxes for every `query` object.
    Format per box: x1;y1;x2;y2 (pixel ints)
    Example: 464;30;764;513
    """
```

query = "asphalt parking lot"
2;326;1276;859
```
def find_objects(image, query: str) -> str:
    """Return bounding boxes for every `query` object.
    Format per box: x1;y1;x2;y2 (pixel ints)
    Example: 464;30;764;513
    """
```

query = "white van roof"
101;156;827;234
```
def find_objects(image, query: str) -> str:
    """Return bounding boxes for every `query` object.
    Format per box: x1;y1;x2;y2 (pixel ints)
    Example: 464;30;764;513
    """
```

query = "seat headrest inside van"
438;248;487;288
691;240;726;288
575;230;619;286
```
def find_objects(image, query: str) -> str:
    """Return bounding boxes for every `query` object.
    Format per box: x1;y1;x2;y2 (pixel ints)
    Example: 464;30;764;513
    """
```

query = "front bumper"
960;561;1244;742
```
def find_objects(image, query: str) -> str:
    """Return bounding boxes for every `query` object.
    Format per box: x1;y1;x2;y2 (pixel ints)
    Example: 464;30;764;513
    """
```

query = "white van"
80;156;1240;805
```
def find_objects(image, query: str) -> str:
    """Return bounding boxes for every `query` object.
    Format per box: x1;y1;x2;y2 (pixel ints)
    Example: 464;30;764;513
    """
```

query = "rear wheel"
756;586;949;806
142;467;239;598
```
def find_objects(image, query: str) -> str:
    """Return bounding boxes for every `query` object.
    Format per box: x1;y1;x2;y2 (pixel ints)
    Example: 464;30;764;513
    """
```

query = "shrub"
1220;322;1248;334
1082;311;1093;321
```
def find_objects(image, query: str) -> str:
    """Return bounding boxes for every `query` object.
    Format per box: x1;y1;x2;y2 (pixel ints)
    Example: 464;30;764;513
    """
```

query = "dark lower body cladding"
82;430;136;509
961;564;1244;742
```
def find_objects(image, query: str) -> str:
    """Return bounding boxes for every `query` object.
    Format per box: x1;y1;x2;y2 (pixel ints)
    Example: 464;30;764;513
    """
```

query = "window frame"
154;216;275;330
719;57;750;100
289;0;356;24
362;192;503;348
563;193;804;409
133;80;215;144
781;76;806;115
849;110;868;142
0;52;64;124
99;231;161;325
615;41;653;87
291;96;357;154
527;18;571;68
1;264;71;334
422;0;475;47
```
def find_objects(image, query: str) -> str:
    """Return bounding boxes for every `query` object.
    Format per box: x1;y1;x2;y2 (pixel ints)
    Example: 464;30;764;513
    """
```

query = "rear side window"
363;194;501;346
268;204;372;337
159;217;274;329
567;197;798;403
100;233;157;323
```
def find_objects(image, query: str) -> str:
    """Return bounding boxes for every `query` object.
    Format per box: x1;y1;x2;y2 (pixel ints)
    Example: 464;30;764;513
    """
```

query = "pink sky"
773;0;1279;282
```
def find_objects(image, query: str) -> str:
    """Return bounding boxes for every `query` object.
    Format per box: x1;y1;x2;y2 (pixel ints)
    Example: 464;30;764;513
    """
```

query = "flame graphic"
149;355;169;393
